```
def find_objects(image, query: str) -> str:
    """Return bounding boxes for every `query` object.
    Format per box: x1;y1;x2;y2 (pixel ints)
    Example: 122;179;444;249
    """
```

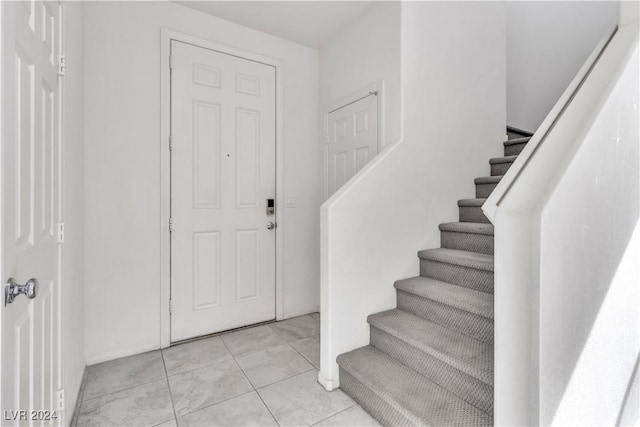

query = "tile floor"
74;314;380;427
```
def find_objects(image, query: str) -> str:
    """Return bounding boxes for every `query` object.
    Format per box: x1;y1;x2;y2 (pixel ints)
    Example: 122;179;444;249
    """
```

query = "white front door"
170;41;277;342
326;94;378;197
1;1;62;425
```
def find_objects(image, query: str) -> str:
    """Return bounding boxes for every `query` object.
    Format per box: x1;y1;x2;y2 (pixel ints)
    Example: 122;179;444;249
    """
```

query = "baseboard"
282;307;319;320
68;365;87;427
85;343;160;366
317;370;339;391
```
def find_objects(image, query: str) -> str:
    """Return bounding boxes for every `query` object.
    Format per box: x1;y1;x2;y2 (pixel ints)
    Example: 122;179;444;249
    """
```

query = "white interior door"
326;94;378;197
170;41;276;342
1;1;62;425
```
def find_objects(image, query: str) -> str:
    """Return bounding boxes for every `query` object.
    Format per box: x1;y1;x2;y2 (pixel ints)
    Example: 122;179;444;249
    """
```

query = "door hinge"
169;299;173;314
169;217;173;233
169;54;173;69
57;389;65;410
57;55;66;76
56;222;65;244
169;136;173;151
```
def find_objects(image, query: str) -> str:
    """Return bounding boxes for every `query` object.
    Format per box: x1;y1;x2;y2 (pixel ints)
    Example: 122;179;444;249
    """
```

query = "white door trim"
160;28;285;347
322;80;385;200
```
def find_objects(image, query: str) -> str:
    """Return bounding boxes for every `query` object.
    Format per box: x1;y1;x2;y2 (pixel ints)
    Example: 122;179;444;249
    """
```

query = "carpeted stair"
336;131;532;426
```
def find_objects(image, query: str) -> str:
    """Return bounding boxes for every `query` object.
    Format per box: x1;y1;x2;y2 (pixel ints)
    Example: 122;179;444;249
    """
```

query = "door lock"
266;198;275;216
5;277;38;306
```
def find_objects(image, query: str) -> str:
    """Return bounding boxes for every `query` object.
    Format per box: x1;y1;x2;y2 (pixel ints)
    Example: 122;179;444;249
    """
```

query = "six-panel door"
327;94;378;197
2;1;62;425
170;41;277;342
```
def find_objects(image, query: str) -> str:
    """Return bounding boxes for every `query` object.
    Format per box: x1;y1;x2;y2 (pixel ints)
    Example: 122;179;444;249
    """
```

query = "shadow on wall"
540;44;640;423
549;219;640;424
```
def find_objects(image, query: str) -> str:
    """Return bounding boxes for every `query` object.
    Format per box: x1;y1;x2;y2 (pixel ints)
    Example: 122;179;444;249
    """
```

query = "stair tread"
395;276;493;319
489;155;518;164
369;309;493;383
439;222;493;236
457;198;486;207
418;248;494;272
474;175;502;184
503;136;531;146
506;125;534;137
337;346;493;426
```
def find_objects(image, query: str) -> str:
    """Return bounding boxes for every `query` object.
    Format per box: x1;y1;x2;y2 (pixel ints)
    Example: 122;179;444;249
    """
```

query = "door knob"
5;278;38;306
266;222;277;230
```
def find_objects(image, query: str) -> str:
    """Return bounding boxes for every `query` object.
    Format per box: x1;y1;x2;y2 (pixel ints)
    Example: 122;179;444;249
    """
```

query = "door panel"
327;95;378;197
170;41;276;342
2;1;62;425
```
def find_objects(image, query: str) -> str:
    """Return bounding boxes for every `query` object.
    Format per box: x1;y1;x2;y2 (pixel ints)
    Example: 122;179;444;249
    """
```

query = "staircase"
336;130;532;426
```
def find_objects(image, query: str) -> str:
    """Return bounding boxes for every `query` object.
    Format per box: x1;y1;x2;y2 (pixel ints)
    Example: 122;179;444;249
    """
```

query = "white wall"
320;1;506;389
507;1;619;132
84;1;320;364
62;2;85;422
319;2;401;148
485;6;639;423
538;39;639;427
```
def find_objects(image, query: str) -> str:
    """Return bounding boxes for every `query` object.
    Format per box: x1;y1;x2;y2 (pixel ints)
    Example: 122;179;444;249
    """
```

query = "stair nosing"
394;276;494;319
503;137;531;146
368;309;493;384
489;155;518;164
337;346;493;425
457;198;486;207
474;175;503;184
439;222;493;236
418;248;494;272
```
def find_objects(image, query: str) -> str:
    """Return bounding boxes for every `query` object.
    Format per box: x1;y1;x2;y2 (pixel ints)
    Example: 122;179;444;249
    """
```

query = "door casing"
322;81;386;200
160;29;285;347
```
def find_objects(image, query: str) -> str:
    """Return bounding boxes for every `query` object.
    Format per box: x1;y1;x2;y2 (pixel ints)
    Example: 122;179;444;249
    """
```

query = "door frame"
160;29;285;347
322;80;385;200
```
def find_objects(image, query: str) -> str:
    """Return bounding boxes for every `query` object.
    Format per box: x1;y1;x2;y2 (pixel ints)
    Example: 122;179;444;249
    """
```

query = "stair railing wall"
483;4;638;424
319;1;508;391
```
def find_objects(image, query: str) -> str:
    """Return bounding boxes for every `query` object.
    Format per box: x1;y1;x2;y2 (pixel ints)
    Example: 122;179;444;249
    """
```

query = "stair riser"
475;182;498;198
441;230;494;255
491;161;514;176
338;368;415;426
370;327;493;414
459;206;490;224
504;142;526;156
397;291;494;344
420;259;493;294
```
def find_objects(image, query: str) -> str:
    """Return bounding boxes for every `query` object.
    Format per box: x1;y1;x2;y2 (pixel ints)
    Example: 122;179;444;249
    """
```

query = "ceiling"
176;1;376;49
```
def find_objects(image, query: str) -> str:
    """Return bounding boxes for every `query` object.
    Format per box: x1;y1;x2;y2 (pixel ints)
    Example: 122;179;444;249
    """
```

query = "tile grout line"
173;390;257;421
287;334;320;369
219;335;281;427
309;403;359;427
81;375;167;403
160;349;180;425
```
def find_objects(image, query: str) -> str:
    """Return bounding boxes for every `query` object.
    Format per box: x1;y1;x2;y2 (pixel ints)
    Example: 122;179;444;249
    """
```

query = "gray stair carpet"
336;130;531;426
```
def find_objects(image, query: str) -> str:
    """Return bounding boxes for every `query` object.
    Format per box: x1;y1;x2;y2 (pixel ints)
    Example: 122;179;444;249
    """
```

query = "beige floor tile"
220;325;286;357
177;392;277;426
290;335;320;368
313;405;381;426
235;343;314;388
168;359;253;416
162;336;232;376
84;351;166;400
270;315;320;342
258;370;354;426
78;380;174;427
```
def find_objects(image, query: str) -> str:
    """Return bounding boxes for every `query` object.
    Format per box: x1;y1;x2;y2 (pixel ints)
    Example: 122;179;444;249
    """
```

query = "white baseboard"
317;370;339;391
282;307;319;320
85;343;160;366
